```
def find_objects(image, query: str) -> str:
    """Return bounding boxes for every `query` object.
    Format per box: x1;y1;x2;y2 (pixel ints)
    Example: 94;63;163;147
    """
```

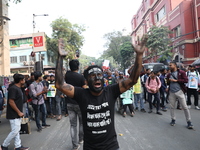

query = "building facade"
131;0;200;65
9;33;56;75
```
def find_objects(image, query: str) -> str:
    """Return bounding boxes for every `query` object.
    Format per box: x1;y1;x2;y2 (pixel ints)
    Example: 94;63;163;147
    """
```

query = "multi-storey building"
9;33;56;75
131;0;200;65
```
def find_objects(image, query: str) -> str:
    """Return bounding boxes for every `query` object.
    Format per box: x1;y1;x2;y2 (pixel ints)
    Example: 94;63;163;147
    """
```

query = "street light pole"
33;14;48;33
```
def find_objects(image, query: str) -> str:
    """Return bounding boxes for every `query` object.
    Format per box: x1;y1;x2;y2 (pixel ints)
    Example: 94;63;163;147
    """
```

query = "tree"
102;31;131;70
120;41;134;71
47;17;86;62
146;25;173;63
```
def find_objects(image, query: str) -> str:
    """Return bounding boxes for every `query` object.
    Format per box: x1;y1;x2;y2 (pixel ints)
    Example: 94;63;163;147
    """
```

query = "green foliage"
48;17;86;61
120;41;134;71
146;25;173;62
102;31;132;70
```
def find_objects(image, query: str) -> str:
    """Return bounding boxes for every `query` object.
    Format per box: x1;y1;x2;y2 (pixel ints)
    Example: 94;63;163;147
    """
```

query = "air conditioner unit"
30;61;35;65
23;61;28;66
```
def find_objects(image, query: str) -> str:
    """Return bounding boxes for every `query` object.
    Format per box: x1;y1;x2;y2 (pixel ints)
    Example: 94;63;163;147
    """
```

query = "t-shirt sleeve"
73;87;85;103
108;83;120;99
9;87;17;100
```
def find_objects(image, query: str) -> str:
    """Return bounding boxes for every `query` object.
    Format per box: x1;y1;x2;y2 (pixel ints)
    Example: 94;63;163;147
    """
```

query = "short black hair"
170;61;177;67
34;71;42;80
43;75;50;79
83;65;102;80
13;73;24;83
69;59;79;71
30;72;35;76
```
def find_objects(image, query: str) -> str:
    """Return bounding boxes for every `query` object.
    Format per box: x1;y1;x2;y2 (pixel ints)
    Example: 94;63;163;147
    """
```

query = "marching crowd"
0;36;199;149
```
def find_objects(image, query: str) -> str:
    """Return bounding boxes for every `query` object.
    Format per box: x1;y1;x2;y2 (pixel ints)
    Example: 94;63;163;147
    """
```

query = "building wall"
9;34;53;75
131;0;200;65
0;0;10;75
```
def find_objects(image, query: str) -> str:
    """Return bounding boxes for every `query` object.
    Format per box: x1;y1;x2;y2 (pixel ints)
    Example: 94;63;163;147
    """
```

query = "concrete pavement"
0;102;200;150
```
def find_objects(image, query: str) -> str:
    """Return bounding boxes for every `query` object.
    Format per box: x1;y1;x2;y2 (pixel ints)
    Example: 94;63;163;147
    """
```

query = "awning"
192;58;200;66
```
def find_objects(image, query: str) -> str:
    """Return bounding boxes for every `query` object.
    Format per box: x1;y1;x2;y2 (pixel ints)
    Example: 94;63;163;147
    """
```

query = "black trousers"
187;88;199;106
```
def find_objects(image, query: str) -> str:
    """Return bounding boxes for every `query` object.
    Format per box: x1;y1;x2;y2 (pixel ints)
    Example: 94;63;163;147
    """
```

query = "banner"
47;84;56;97
32;32;46;52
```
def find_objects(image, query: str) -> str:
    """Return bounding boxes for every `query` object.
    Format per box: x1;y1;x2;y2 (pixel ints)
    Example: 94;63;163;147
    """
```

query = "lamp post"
33;14;48;33
32;14;48;73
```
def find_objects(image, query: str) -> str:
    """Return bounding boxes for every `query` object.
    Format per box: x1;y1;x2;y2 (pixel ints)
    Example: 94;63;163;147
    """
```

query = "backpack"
147;76;159;86
26;82;37;102
0;90;4;110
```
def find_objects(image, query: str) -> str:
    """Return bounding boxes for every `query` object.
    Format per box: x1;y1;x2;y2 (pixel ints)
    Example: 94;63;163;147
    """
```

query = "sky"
8;0;142;58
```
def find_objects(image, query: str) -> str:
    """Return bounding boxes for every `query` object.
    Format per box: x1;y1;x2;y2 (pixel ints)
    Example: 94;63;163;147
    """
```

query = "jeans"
32;103;47;129
169;90;191;122
160;88;166;107
67;103;84;149
123;104;134;113
55;95;62;115
187;88;199;106
50;97;56;115
148;92;160;111
134;93;144;109
2;118;21;148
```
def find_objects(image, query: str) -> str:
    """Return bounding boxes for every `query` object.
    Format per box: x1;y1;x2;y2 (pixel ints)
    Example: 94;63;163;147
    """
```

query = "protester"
65;59;87;150
1;74;29;150
133;77;146;112
120;88;134;117
145;71;162;115
166;61;194;129
0;86;6;123
159;68;167;111
186;65;200;110
29;71;50;132
55;35;147;150
141;68;151;103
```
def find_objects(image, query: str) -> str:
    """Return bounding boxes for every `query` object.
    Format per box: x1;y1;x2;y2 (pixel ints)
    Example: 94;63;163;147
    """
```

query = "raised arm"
119;35;147;93
55;53;74;98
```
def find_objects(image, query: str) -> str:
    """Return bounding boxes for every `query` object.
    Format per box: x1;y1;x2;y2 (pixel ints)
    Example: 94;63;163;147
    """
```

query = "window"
19;55;27;62
174;25;181;38
29;55;35;61
10;56;17;63
156;6;166;22
11;40;17;45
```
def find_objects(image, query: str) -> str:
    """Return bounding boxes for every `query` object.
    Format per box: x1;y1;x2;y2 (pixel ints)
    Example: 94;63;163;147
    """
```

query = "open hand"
132;34;148;55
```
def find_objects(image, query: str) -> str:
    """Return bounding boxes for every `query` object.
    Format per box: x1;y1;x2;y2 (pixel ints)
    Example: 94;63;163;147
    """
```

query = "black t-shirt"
65;71;85;104
6;85;23;119
74;83;120;150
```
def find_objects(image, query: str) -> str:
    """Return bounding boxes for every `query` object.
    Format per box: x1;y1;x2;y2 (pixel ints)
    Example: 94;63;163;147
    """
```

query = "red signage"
33;36;43;47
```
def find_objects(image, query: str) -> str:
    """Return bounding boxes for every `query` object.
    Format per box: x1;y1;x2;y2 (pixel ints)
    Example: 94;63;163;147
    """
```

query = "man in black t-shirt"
65;59;87;150
55;36;147;150
1;74;29;150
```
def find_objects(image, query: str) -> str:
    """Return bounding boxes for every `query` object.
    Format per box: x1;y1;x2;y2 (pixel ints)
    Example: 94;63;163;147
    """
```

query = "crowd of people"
1;35;200;150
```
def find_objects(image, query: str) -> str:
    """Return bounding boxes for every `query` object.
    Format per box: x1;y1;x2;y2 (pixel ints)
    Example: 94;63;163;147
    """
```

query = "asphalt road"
0;102;200;150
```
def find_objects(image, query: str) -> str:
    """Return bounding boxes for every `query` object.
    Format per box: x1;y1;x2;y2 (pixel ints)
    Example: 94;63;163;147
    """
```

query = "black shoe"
1;145;8;150
135;107;138;111
187;121;194;129
156;112;162;115
42;124;51;128
148;110;152;113
37;128;42;132
15;145;30;150
141;109;146;113
170;119;176;126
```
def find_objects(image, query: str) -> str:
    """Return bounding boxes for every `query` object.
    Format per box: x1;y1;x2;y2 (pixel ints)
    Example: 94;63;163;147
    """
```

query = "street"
0;102;200;150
